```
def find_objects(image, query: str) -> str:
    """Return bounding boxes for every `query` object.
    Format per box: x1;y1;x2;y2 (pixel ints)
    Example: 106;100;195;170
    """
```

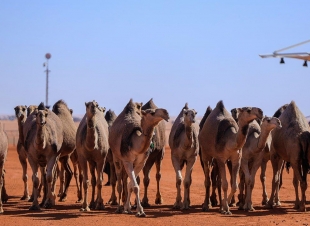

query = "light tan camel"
265;101;310;211
52;100;76;202
0;122;8;213
199;100;263;215
169;103;199;210
27;105;38;117
140;98;167;207
104;109;118;205
109;99;169;217
238;117;281;211
76;100;109;211
14;105;31;200
23;103;64;210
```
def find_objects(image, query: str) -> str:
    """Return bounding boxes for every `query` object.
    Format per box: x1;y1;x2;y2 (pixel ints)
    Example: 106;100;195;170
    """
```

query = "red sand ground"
2;144;310;226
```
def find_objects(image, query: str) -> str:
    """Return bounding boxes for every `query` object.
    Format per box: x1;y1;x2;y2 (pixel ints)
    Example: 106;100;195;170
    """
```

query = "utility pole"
43;53;51;108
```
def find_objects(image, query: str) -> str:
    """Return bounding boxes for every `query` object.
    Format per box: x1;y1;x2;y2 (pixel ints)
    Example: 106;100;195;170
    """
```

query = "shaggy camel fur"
52;100;76;202
199;100;263;214
109;99;169;217
104;109;118;205
265;101;310;211
14;105;31;200
169;103;199;210
76;100;109;211
140;98;166;207
238;117;282;211
0;122;8;213
23;104;64;210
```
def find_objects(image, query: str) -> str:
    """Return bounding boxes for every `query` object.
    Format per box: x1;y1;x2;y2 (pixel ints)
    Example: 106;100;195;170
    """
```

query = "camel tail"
120;126;143;156
299;132;310;173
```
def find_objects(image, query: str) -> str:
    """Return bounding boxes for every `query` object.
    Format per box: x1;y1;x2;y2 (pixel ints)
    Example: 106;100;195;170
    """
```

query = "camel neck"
184;124;194;148
17;118;25;145
257;128;272;150
86;122;98;150
35;125;46;150
234;123;249;150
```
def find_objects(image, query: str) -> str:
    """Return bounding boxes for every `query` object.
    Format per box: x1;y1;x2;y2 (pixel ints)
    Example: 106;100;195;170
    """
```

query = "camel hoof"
264;203;274;209
0;209;3;214
59;194;67;202
107;200;118;205
29;205;41;211
95;202;105;210
238;205;244;210
115;206;123;214
229;203;236;207
28;196;34;202
20;195;30;201
80;207;90;212
135;212;146;217
155;197;163;205
104;182;110;186
182;205;190;210
141;201;151;208
224;211;232;215
274;201;281;206
76;199;83;203
202;203;211;212
89;201;96;210
57;193;62;197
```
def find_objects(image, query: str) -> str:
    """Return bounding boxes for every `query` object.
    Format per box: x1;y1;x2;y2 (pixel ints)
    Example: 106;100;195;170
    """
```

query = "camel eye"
267;119;270;123
247;109;251;113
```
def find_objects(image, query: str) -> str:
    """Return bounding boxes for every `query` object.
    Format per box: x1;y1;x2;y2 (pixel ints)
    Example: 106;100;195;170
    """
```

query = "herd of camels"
0;98;310;217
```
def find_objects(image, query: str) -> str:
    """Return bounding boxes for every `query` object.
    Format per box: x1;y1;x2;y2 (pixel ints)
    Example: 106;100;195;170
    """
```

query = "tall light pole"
43;53;51;108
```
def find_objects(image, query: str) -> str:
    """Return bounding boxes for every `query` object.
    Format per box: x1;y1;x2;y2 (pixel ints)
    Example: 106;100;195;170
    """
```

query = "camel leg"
210;164;218;207
72;160;82;203
89;161;96;209
155;149;164;205
291;161;307;211
0;163;4;213
260;158;269;205
107;158;117;205
217;160;230;214
202;157;212;211
238;161;247;210
226;155;240;215
57;163;65;198
141;159;154;207
94;160;105;210
18;153;30;201
265;152;283;209
182;156;197;210
114;159;124;213
1;170;8;204
227;160;236;207
59;155;73;202
28;156;41;210
43;155;59;209
171;154;183;209
79;157;90;211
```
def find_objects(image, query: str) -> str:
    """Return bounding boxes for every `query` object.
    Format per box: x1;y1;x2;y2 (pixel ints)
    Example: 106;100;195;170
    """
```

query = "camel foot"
243;203;255;211
80;206;90;212
95;202;105;210
29;205;41;211
2;195;8;204
59;194;67;202
0;208;3;214
43;198;55;209
20;195;30;201
107;199;118;205
28;196;34;202
141;199;151;208
57;193;62;197
210;195;218;207
223;211;232;215
274;201;281;206
155;196;163;205
89;201;96;209
238;204;244;210
298;206;306;212
173;201;183;210
229;203;236;207
261;198;269;206
75;199;83;203
135;211;146;217
104;181;110;186
202;202;211;212
264;202;274;209
115;206;123;214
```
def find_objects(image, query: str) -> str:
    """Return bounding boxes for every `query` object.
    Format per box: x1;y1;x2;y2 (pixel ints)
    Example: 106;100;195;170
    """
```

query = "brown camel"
52;100;76;202
109;99;169;217
0;122;8;213
104;109;118;205
238;116;281;211
169;103;199;210
27;105;38;117
76;100;109;211
23;103;64;210
14;105;31;200
140;98;167;207
199;100;263;214
265;101;310;211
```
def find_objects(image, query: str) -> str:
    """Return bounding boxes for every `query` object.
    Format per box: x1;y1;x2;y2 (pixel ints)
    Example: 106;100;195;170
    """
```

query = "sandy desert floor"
1;144;310;226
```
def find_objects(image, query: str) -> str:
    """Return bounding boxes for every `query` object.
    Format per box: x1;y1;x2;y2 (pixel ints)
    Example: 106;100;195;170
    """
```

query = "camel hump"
273;104;288;117
38;102;46;110
120;125;143;156
124;99;142;114
142;98;158;110
216;118;236;146
52;99;69;114
216;100;225;112
105;109;117;124
199;106;212;131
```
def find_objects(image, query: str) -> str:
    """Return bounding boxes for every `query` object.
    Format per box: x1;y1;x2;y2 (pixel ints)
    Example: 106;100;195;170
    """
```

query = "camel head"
27;105;38;116
236;107;263;125
14;105;27;121
261;116;282;131
135;102;143;116
85;100;99;117
141;108;170;125
98;107;106;113
183;109;197;125
36;110;49;127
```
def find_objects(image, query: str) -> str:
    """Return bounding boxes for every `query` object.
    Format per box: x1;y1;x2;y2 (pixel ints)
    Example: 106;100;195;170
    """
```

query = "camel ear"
195;110;198;115
85;102;88;107
237;108;243;113
44;110;49;116
14;106;17;111
70;109;73;115
101;107;106;113
183;109;188;115
141;110;147;116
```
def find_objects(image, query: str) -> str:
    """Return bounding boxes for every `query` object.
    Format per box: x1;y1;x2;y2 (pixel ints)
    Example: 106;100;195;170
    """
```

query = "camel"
27;105;38;117
104;109;118;205
169;103;199;210
199;100;263;214
109;99;169;217
52;100;77;202
139;98;166;207
76;100;109;211
14;105;31;200
265;101;310;211
238;116;282;211
23;103;64;210
0;122;8;213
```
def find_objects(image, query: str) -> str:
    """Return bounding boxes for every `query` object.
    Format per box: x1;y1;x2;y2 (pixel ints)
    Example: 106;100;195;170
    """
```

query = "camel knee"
143;176;150;187
156;172;161;181
133;186;139;194
300;181;307;191
222;180;228;191
176;177;182;187
83;180;89;190
32;176;39;188
22;174;28;182
184;179;191;189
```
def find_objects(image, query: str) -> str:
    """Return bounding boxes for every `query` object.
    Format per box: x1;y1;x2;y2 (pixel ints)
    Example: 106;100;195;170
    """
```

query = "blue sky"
1;1;310;117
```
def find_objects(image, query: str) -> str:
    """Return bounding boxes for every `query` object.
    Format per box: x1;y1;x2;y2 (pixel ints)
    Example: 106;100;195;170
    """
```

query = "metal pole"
44;53;51;108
